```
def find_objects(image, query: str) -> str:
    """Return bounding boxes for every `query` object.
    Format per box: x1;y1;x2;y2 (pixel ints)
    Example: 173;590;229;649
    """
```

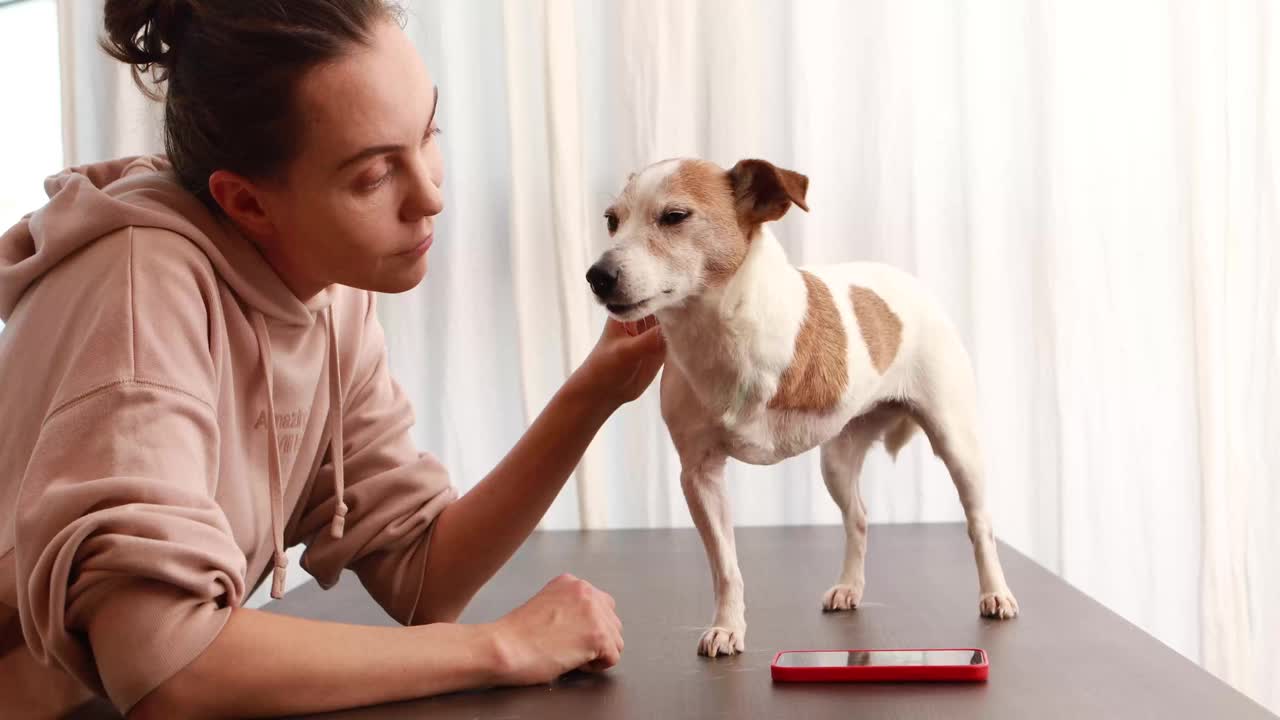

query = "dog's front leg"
680;453;745;656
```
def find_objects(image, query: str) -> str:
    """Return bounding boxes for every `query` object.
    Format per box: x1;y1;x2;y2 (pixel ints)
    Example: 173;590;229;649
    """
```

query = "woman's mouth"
399;234;433;257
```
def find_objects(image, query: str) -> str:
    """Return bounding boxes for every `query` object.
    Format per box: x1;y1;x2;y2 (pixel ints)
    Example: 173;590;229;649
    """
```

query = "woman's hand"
485;574;624;685
573;316;665;408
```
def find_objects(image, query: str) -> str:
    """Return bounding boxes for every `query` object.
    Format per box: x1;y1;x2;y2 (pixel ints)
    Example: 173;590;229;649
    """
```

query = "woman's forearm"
411;370;617;624
125;606;502;720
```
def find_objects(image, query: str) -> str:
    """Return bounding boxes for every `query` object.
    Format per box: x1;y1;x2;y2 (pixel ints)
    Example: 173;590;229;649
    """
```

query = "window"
0;0;62;333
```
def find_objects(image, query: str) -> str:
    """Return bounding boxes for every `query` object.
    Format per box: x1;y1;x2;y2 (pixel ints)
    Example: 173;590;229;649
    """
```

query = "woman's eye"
358;165;394;191
660;210;690;226
605;212;619;234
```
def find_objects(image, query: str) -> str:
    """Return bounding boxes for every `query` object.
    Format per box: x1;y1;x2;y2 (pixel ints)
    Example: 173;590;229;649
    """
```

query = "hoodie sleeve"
13;228;247;713
18;386;246;711
299;291;457;624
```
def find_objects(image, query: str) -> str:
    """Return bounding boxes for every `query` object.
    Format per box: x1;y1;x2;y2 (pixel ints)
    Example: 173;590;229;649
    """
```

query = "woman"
0;1;665;717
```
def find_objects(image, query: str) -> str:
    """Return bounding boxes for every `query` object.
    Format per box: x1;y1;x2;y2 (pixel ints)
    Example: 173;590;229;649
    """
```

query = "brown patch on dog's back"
769;272;848;412
663;160;748;284
850;286;902;373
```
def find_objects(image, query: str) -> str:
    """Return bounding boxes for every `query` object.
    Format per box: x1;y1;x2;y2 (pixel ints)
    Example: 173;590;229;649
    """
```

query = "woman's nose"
404;159;444;220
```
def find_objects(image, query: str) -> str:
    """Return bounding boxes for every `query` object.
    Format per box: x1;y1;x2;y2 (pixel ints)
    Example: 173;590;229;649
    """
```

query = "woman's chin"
372;258;429;294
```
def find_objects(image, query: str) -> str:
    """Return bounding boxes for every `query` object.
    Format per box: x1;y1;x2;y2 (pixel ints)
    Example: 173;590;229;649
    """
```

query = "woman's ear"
209;170;276;241
727;158;810;227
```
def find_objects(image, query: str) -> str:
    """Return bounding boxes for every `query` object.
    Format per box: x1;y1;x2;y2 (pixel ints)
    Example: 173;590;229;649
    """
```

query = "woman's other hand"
485;574;624;685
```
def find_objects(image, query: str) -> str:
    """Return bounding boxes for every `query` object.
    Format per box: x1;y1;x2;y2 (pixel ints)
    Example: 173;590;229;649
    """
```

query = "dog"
586;157;1020;657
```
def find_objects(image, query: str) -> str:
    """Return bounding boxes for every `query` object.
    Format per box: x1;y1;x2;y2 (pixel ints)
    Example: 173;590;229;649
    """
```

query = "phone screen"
774;649;984;668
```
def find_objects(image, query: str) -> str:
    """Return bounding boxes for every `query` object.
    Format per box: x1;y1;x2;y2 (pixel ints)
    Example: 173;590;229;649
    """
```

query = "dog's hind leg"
819;425;875;611
914;349;1020;619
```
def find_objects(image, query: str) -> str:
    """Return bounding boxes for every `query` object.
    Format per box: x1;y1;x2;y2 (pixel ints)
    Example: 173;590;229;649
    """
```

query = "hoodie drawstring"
251;311;289;599
251;307;348;600
326;306;348;540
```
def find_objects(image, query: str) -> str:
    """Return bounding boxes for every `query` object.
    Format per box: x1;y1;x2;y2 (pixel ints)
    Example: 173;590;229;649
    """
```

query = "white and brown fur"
587;157;1019;657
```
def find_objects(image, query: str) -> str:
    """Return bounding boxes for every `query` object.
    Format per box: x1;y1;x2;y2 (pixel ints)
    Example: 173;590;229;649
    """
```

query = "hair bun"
102;0;193;76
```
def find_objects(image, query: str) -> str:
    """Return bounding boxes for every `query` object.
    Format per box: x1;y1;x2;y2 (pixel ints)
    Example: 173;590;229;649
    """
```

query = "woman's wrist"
563;364;625;419
411;621;509;689
474;619;525;687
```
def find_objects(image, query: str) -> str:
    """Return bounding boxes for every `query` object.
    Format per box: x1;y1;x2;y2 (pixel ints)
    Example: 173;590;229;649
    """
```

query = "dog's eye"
660;210;691;226
604;212;619;234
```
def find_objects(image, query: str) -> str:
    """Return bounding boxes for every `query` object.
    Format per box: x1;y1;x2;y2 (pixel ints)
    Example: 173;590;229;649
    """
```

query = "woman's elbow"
409;594;469;625
126;668;221;720
410;605;462;626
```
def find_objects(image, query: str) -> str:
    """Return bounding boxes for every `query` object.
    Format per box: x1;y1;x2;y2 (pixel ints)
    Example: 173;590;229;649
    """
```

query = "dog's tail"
882;415;920;460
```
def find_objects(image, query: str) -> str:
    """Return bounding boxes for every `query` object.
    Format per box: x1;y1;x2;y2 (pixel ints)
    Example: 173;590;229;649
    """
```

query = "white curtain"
56;0;1278;711
55;0;163;166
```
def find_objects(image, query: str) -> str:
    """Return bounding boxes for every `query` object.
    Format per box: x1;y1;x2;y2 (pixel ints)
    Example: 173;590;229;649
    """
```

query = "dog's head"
586;157;808;321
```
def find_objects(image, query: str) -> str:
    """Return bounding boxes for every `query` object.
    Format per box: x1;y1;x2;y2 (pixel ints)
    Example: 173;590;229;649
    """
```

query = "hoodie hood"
0;155;330;324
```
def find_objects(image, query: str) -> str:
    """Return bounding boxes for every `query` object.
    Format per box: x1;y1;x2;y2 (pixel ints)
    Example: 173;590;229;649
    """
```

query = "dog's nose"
586;262;619;298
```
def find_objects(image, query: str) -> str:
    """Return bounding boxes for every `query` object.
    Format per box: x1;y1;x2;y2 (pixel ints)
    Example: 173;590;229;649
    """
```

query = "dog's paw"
821;583;863;612
697;626;745;657
979;589;1019;619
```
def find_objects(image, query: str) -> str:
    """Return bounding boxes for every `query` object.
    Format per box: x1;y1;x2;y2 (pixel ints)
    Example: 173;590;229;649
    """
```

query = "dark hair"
101;0;402;209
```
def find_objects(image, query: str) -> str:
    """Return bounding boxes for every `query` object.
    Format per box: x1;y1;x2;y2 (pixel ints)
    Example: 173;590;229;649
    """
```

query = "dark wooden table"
71;524;1276;719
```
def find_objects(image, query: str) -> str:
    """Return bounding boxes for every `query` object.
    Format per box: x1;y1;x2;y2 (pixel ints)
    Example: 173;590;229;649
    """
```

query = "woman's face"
254;18;444;298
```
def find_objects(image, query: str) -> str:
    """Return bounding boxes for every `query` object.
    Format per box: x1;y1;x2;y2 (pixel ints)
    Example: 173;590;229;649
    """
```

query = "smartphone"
770;648;989;683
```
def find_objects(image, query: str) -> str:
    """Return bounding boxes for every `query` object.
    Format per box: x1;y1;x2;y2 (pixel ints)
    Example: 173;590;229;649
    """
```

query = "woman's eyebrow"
335;85;440;173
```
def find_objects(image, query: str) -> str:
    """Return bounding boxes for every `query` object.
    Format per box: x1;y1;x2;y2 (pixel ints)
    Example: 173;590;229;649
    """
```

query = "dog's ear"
728;159;809;227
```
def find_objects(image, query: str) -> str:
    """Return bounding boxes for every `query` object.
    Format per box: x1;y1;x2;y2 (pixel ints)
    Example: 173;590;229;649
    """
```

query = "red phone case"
770;648;989;683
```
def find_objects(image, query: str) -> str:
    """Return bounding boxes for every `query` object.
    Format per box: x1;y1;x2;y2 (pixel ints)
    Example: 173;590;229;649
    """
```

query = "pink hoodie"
0;156;456;715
